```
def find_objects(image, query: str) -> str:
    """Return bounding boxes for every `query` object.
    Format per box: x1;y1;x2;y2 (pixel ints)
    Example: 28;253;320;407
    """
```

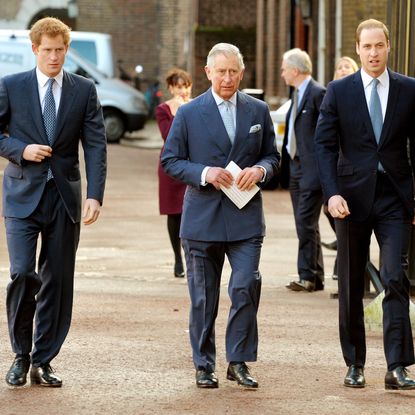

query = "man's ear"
204;65;211;81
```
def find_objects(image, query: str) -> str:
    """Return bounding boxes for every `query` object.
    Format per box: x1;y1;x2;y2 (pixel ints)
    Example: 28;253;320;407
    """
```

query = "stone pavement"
120;119;163;149
0;122;409;415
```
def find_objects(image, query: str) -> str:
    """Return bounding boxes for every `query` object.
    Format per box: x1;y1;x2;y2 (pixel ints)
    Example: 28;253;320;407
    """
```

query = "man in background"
280;48;326;293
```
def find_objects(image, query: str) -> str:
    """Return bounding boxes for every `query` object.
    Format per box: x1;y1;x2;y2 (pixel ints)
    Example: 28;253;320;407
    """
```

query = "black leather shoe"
195;368;218;388
30;364;62;387
227;362;258;389
174;261;185;278
344;365;365;388
385;366;415;390
286;280;316;292
322;240;337;251
6;356;30;387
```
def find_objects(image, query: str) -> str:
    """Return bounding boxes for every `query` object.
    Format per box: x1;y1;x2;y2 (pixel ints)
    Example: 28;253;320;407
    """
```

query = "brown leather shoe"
6;356;30;387
286;280;316;292
344;365;365;388
385;367;415;390
195;368;218;388
30;364;62;387
227;362;258;388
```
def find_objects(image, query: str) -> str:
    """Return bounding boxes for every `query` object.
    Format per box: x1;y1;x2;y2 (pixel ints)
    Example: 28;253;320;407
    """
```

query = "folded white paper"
220;161;260;209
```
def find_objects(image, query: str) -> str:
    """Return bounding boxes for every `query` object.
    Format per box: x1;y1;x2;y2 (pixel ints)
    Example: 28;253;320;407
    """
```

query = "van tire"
103;109;125;143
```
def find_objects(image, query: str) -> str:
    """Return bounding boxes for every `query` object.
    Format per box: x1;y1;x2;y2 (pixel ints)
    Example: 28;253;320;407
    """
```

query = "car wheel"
104;110;125;143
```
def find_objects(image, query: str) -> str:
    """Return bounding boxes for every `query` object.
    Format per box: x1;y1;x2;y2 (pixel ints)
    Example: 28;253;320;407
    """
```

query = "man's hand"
236;167;263;191
83;198;101;225
328;195;350;219
206;167;234;190
22;144;52;162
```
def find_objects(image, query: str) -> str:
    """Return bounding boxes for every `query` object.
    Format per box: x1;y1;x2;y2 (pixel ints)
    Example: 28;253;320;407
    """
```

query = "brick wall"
341;0;387;64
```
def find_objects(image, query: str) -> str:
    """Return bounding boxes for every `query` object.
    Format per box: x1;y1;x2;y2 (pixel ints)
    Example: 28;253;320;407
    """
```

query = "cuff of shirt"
253;165;266;183
201;166;210;186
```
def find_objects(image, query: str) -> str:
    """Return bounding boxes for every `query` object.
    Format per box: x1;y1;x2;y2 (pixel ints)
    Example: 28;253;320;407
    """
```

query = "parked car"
0;32;148;142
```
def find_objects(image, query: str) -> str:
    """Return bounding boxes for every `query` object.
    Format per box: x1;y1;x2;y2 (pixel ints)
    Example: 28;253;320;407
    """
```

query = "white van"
0;32;148;142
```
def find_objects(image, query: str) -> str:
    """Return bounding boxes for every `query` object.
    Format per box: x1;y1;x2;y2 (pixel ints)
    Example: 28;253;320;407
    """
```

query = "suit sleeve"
253;105;280;183
161;107;206;188
314;82;340;201
80;81;107;204
0;78;28;165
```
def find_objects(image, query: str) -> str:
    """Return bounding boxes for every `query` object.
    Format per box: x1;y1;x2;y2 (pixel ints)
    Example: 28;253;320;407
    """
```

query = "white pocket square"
249;124;262;133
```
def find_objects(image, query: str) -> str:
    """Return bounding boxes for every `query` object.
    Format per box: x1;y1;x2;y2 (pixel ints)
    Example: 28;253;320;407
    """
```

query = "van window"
70;40;98;66
64;55;97;83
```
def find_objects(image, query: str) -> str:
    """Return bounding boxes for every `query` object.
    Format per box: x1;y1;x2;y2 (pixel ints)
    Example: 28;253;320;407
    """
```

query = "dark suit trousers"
182;237;263;372
289;157;324;286
5;180;80;366
336;173;414;370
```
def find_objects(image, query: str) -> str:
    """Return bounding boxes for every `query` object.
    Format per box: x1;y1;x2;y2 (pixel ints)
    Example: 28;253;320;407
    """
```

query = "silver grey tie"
369;78;383;143
369;78;385;171
222;100;235;143
43;78;56;180
287;88;298;159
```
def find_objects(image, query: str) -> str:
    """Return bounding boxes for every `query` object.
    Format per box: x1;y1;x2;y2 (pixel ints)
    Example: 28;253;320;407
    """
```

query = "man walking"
315;19;415;390
0;17;107;387
162;43;279;388
280;48;326;292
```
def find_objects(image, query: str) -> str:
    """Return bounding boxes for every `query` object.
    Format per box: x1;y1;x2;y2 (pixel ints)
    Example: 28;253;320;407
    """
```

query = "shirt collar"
360;68;389;89
36;67;64;88
297;75;311;94
211;89;237;107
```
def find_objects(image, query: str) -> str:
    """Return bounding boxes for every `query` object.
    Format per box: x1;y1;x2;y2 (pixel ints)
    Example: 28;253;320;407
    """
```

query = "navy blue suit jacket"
161;88;279;242
0;69;107;223
315;69;415;221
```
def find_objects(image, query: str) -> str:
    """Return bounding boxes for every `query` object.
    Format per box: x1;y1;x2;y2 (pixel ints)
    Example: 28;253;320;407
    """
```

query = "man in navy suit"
162;43;279;389
280;48;326;293
315;19;415;390
0;17;107;387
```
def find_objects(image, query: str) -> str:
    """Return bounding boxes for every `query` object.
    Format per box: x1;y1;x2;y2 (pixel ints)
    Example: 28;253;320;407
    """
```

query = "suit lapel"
378;69;399;147
296;80;312;117
351;71;375;143
198;89;232;155
228;91;252;160
54;71;77;142
27;69;49;144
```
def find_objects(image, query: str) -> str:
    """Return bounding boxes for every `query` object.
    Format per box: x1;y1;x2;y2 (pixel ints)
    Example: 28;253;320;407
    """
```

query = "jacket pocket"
68;170;81;181
337;165;354;176
4;163;23;179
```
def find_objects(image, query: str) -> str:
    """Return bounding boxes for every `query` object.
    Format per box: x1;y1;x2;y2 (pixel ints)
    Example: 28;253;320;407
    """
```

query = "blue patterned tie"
222;100;235;143
369;78;382;143
43;78;56;180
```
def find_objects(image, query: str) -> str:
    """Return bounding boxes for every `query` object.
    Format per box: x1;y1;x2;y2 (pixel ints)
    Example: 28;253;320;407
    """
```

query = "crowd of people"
1;15;415;395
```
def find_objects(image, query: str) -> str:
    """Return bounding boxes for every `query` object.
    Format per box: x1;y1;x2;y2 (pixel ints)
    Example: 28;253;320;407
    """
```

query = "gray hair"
283;48;312;74
206;43;245;70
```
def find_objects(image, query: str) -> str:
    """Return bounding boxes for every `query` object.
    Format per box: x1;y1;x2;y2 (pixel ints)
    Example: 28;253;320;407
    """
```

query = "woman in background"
156;68;192;278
